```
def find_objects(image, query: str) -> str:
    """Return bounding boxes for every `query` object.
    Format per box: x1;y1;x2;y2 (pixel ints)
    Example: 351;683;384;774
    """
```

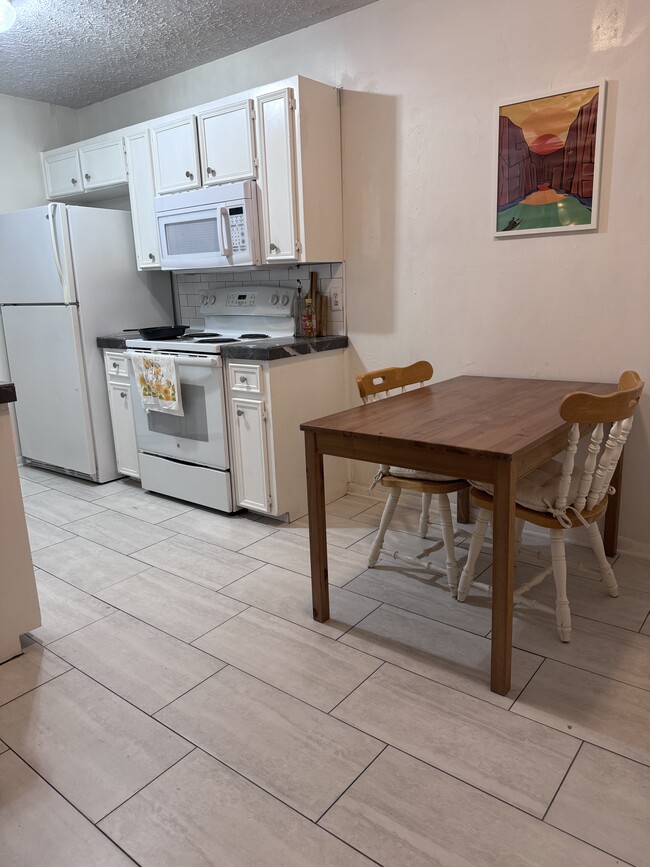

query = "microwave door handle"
219;207;232;257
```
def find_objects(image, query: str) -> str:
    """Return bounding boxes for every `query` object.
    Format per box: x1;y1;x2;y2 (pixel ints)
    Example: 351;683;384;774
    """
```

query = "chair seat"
471;458;586;513
389;466;464;484
470;485;609;529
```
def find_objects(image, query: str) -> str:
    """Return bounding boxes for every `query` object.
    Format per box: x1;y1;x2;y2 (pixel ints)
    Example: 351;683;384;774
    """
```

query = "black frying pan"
124;325;190;339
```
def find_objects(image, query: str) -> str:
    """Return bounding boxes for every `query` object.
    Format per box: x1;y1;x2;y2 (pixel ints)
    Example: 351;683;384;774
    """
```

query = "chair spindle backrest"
555;371;644;514
356;361;434;405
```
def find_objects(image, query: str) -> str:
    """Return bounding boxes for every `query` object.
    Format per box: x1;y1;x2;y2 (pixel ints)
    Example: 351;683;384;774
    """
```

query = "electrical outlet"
330;289;342;310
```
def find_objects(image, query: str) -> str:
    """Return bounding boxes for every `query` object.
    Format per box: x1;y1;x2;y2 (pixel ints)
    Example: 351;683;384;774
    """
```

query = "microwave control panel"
228;206;247;252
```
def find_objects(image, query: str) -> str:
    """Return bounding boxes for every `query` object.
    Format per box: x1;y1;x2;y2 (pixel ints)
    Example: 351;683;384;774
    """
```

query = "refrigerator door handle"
47;203;71;303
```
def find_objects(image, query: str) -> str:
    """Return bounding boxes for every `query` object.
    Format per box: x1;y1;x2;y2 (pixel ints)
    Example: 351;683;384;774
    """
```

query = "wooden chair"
456;371;644;641
356;361;469;595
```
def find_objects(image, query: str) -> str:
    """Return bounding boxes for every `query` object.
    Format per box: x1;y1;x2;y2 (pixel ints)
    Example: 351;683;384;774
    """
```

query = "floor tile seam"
151;664;233;717
0;748;142;864
326;660;389;718
331;630;530;712
315;742;390;828
639;609;650;634
30;612;118;650
45;610;229;687
98;500;194;525
179;657;384;721
56;522;183;557
281;525;377;550
193;600;390;669
32;554;153;595
511;602;650;635
154;523;284;552
509;661;650;767
98;746;382;867
509;641;650;695
541;740;584;822
14;664;199;762
212;592;379;642
0;666;72;711
371;742;615;838
332;586;495;640
128;539;269;582
543;811;636;866
96;746;198;829
144;718;385;828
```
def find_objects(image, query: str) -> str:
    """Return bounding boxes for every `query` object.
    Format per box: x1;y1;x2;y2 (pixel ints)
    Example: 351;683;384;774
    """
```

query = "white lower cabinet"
227;351;348;521
104;351;140;478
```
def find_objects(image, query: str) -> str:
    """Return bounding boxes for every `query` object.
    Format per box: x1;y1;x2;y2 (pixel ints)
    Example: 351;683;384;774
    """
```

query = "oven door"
126;351;229;469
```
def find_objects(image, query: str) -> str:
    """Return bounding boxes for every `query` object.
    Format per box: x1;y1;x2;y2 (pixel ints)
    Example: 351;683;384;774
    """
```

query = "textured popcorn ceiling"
0;0;377;108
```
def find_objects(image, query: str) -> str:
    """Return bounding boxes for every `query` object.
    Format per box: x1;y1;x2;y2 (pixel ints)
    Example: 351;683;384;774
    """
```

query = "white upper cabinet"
79;139;126;190
43;151;84;197
150;116;201;194
124;130;162;269
198;99;257;186
255;89;299;263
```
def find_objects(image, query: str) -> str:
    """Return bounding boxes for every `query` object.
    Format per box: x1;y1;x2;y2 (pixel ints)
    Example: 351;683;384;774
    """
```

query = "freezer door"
3;305;96;476
0;204;74;304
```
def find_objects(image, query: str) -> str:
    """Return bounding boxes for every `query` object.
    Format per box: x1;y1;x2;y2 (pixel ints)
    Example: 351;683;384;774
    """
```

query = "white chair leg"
586;522;619;597
550;528;571;642
457;508;490;602
368;488;401;568
418;493;432;538
437;494;459;597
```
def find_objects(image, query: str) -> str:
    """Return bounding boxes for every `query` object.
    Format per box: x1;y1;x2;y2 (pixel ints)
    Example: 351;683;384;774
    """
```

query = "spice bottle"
302;294;317;337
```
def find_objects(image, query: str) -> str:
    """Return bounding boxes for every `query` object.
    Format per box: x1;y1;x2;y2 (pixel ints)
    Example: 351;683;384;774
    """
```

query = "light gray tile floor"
2;472;649;865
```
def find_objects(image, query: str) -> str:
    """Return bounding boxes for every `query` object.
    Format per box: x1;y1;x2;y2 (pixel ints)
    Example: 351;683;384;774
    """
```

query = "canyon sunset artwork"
496;83;605;235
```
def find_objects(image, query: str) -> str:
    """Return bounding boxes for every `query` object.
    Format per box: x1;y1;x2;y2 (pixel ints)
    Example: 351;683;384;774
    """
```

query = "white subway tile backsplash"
172;263;346;334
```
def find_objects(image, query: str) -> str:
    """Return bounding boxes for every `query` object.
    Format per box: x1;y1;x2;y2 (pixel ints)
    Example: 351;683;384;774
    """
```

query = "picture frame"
495;81;606;237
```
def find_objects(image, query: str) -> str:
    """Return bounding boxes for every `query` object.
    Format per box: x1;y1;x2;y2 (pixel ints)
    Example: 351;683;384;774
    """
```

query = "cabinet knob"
148;252;156;261
239;376;247;383
236;409;244;416
185;170;194;180
112;362;119;368
120;392;127;398
269;243;277;252
206;167;215;176
71;178;78;185
84;173;91;181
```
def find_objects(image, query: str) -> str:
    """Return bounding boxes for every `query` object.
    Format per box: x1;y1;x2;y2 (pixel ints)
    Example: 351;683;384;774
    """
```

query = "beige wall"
14;0;650;552
0;95;79;214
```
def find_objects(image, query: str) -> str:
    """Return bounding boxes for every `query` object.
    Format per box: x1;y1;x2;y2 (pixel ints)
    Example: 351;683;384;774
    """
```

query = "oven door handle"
124;351;222;368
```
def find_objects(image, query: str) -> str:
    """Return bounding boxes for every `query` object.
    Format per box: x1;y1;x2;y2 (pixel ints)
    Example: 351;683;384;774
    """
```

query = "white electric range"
124;286;297;511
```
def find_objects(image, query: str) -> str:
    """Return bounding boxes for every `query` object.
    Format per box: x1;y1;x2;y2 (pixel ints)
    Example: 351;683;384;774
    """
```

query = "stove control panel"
199;285;298;317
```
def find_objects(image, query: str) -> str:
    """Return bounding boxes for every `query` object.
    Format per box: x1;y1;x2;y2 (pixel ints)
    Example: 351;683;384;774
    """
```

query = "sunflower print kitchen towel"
130;353;184;416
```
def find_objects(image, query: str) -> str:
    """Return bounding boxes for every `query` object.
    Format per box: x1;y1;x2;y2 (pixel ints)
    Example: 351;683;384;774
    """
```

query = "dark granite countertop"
220;335;348;361
97;332;139;350
97;333;348;358
0;382;17;404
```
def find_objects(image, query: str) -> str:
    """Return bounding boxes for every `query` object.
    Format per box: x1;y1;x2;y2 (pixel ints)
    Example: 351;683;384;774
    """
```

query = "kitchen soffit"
0;0;378;109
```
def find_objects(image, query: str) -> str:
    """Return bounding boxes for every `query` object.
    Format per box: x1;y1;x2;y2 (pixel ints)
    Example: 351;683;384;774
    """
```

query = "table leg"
490;460;516;695
304;430;330;622
457;487;470;524
604;452;623;557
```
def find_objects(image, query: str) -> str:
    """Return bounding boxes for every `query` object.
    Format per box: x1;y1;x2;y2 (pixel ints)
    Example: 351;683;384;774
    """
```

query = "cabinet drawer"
229;363;262;394
105;352;129;378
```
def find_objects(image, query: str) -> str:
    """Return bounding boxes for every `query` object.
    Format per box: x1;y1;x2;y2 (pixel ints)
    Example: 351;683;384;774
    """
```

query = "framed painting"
495;81;606;236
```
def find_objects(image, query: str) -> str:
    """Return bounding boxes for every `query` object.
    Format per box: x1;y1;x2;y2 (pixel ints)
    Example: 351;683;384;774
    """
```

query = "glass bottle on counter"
302;294;317;337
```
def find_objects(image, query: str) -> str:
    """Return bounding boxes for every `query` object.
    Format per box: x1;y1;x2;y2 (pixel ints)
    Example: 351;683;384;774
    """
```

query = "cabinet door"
43;151;84;197
198;100;257;185
79;139;126;190
151;116;200;194
124;131;161;269
230;397;271;512
107;380;140;478
256;89;299;263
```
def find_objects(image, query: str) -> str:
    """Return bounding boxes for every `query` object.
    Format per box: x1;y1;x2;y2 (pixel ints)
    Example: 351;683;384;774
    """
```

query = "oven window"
165;218;219;255
146;383;209;441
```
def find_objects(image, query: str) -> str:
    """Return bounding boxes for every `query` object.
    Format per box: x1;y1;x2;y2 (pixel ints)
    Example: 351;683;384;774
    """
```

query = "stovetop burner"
239;333;270;340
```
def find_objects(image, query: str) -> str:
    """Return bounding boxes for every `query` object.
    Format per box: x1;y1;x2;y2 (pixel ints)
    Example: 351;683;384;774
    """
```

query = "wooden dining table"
300;375;621;696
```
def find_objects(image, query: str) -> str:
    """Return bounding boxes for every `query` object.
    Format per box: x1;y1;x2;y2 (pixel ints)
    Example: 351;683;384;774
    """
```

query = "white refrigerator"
0;203;173;482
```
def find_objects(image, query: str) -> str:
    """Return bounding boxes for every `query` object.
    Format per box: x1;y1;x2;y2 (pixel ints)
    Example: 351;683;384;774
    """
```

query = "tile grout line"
542;740;584;822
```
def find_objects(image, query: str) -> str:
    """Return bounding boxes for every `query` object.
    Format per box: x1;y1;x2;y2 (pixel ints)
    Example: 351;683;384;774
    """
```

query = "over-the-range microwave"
154;180;262;270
